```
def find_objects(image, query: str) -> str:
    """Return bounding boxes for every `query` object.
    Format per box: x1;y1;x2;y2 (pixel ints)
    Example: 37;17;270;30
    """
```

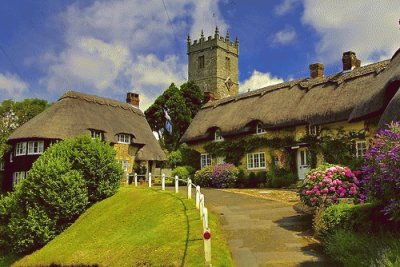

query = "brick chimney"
342;51;361;71
203;91;216;103
309;63;324;79
126;92;139;108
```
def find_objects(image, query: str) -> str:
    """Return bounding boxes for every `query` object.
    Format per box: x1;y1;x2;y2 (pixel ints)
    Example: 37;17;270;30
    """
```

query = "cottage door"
297;148;310;179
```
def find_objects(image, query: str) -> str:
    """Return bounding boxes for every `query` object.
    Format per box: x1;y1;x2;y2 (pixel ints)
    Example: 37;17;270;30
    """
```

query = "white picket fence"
130;173;212;266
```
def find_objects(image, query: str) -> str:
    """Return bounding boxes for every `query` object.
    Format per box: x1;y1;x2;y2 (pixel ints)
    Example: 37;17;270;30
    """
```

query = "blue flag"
164;108;172;134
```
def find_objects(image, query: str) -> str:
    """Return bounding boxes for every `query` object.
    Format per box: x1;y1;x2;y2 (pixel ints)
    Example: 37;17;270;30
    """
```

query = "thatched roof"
9;91;166;161
182;49;400;143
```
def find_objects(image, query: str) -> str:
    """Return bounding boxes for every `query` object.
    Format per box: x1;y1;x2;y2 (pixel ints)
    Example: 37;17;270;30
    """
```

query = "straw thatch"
182;49;400;143
8;91;166;161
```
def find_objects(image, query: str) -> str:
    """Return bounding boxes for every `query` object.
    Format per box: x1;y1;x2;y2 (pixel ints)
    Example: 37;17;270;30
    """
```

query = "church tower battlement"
187;27;239;99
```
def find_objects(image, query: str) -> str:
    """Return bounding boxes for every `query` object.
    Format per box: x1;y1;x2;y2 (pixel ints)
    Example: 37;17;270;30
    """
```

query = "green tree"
145;81;203;151
0;98;49;157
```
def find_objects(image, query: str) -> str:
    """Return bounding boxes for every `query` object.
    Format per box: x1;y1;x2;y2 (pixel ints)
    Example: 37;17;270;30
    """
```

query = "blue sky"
0;0;399;110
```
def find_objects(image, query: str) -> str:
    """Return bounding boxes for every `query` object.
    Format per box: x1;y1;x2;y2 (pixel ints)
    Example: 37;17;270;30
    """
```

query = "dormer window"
308;125;318;136
215;129;223;142
256;123;266;134
91;130;104;140
15;142;27;156
27;141;44;155
118;134;131;144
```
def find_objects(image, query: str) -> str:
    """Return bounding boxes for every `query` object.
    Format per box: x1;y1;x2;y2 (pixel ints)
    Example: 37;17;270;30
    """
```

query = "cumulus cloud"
0;73;28;99
39;0;228;111
302;0;400;63
240;70;284;93
275;0;298;16
273;26;297;45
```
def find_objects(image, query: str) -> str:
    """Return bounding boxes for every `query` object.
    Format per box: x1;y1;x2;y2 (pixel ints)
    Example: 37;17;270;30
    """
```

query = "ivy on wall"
203;127;366;171
204;136;294;168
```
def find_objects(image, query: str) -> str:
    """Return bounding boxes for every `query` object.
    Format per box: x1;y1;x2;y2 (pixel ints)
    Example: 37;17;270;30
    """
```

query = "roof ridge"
60;91;144;116
203;59;391;109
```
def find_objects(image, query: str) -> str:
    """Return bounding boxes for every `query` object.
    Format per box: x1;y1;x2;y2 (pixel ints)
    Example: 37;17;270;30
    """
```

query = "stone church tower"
187;27;239;100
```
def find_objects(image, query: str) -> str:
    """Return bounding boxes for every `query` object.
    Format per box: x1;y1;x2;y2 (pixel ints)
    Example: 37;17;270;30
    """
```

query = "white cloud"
240;70;284;93
0;73;28;99
275;0;298;16
302;0;400;63
273;26;297;45
39;0;228;110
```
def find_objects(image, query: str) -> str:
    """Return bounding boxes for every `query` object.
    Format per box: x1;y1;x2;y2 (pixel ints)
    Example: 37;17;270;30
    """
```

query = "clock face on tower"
225;77;233;91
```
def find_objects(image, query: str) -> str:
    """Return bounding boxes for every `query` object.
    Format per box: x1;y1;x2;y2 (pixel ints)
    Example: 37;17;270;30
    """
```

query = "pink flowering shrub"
299;164;366;208
211;163;239;188
363;122;400;221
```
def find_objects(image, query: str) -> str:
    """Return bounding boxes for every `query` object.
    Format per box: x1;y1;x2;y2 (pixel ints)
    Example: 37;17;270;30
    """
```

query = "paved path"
202;189;334;267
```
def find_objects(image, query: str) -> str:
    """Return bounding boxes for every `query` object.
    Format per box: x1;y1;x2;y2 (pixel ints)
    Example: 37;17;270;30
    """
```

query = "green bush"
325;230;400;267
268;168;297;188
235;169;247;188
70;136;123;202
193;166;213;187
171;166;195;180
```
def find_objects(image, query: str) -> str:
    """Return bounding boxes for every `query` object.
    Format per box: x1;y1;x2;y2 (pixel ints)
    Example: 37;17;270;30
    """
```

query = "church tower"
187;27;239;99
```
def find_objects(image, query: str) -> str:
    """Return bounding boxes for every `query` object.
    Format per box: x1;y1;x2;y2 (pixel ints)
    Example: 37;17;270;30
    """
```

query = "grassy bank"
11;186;233;266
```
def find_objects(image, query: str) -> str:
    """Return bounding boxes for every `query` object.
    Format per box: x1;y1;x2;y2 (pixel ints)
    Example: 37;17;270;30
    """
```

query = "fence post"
134;173;138;187
148;172;152;188
162;173;165;191
204;227;212;266
175;175;179;193
199;194;204;218
195;186;200;209
187;178;192;199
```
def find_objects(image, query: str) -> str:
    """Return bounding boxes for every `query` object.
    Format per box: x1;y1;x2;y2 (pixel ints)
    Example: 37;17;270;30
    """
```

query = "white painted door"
297;148;310;179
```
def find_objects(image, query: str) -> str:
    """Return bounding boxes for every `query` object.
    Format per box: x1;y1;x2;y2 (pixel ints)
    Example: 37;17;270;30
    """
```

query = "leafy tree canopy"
145;81;203;151
0;98;49;157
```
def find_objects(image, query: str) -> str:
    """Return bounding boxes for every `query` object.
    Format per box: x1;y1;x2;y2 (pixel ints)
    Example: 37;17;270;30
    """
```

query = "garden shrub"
268;168;297;188
235;168;247;188
211;163;239;188
171;166;195;180
298;164;365;208
193;166;213;187
0;135;123;254
363;121;400;221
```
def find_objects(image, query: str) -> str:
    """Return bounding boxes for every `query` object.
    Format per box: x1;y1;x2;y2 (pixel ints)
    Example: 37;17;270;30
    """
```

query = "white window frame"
15;142;27;156
247;152;266;170
119;160;129;172
214;129;224;142
118;134;131;144
201;153;212;169
27;141;44;155
308;125;318;136
256;123;266;134
91;130;104;140
0;161;4;171
13;171;26;187
356;141;367;158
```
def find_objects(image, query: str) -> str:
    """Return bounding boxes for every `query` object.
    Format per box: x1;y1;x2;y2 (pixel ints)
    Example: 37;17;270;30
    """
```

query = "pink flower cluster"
299;165;366;208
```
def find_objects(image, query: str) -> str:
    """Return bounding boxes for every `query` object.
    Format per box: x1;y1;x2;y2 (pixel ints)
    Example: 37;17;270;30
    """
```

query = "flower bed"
299;164;366;208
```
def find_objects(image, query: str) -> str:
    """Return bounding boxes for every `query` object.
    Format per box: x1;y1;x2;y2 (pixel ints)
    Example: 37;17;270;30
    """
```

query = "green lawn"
11;186;233;266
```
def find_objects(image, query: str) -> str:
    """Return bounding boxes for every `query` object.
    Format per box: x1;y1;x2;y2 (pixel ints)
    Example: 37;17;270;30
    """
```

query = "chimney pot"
309;63;324;78
342;51;361;71
126;92;140;108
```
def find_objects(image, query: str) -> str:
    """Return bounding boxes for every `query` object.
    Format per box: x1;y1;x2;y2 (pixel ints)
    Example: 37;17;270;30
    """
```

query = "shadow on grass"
0;253;22;266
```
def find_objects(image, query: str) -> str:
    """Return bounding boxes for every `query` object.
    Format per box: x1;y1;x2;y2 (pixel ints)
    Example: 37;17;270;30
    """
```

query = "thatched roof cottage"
182;49;400;179
2;91;166;190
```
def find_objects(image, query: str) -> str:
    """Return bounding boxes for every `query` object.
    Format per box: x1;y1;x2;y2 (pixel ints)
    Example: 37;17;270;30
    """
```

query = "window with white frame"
215;129;223;141
118;134;131;144
308;125;318;136
15;142;27;156
256;123;266;134
356;141;367;158
13;171;26;187
247;152;266;170
91;130;104;140
119;160;129;172
201;153;212;168
27;141;44;155
0;161;4;171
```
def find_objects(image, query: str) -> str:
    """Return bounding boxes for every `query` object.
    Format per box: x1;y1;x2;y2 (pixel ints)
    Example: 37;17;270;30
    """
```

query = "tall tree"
145;82;203;151
0;98;49;157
